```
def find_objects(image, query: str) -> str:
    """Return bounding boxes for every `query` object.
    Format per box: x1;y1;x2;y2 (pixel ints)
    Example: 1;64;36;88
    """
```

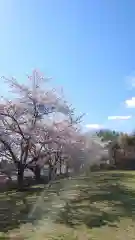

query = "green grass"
1;171;135;239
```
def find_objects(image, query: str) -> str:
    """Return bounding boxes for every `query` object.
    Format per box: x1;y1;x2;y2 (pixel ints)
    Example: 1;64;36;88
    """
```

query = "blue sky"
1;0;135;132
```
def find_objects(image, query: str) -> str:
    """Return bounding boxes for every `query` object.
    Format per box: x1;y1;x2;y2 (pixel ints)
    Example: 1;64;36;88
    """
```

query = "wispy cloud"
126;73;135;89
131;77;135;87
108;115;132;120
125;97;135;108
85;124;104;129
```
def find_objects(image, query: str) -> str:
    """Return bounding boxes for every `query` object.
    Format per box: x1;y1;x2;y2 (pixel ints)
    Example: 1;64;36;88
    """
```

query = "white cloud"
85;124;104;129
125;97;135;108
108;115;132;120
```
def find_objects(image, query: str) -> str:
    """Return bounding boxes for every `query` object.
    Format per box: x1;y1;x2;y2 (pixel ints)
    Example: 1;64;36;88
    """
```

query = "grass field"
1;171;135;239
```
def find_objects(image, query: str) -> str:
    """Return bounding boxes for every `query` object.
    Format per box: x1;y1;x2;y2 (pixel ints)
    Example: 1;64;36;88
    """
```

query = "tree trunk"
48;165;53;181
65;164;69;177
60;157;62;175
17;163;24;189
35;165;41;183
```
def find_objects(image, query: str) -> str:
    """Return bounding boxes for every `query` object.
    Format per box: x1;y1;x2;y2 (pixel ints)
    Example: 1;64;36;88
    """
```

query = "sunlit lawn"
1;171;135;239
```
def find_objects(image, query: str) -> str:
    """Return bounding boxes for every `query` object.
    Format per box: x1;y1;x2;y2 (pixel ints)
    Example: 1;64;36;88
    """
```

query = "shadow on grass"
0;175;69;233
56;172;135;229
0;185;46;233
1;171;135;233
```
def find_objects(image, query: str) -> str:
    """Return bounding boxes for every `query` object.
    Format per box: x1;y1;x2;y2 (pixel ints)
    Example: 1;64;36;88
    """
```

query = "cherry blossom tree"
35;118;85;179
0;69;107;189
0;70;84;187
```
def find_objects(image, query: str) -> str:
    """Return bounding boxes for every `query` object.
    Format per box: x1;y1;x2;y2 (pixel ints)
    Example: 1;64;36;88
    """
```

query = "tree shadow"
56;172;135;229
0;186;46;232
1;171;135;233
0;175;69;233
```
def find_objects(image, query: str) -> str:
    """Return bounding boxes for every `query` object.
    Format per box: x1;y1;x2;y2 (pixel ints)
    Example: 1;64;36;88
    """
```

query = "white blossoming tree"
0;69;107;189
0;70;84;188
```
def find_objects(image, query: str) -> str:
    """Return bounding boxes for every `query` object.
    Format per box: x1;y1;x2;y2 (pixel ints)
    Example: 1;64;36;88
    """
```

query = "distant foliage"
96;129;120;142
109;133;135;170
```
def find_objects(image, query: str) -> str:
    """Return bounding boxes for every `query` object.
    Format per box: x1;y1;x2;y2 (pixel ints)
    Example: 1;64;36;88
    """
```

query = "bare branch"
0;136;18;165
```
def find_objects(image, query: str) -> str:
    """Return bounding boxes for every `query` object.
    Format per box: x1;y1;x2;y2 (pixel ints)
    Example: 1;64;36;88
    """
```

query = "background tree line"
96;129;135;170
